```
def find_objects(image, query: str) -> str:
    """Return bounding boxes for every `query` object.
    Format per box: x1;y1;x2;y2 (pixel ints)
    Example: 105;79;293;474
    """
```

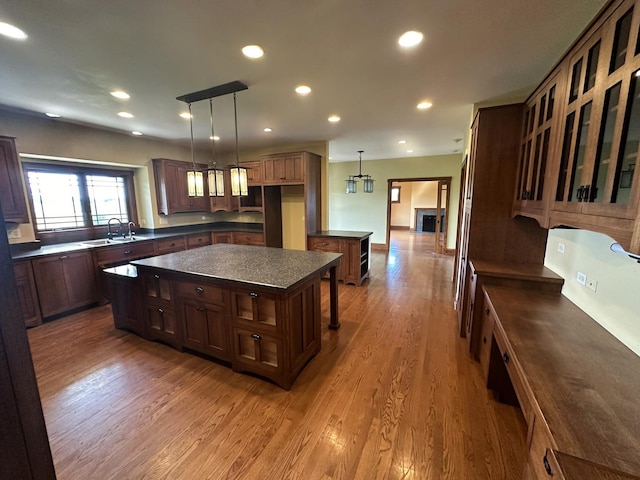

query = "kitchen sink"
80;236;148;247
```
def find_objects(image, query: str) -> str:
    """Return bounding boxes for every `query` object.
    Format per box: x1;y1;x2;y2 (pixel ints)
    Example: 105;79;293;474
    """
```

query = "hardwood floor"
27;231;527;479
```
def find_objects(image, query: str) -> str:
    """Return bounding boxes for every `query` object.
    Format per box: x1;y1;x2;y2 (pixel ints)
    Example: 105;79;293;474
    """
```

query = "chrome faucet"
107;218;122;240
127;221;136;239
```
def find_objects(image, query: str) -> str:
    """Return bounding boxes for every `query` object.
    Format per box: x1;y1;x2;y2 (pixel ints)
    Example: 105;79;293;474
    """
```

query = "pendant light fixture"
346;150;374;193
206;98;225;197
186;103;204;197
177;81;249;197
229;92;248;197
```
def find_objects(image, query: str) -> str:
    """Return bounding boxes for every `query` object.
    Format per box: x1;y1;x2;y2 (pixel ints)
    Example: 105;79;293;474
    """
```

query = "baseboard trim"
371;243;387;251
390;226;411;231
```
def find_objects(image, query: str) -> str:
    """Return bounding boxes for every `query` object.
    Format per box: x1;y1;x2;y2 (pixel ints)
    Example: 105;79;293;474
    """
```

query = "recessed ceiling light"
0;22;27;40
110;90;130;99
179;112;192;119
417;101;433;110
399;31;423;48
45;112;60;118
264;127;272;133
131;131;143;136
407;149;414;153
118;111;134;118
209;135;220;141
398;140;406;144
328;115;341;123
242;45;264;59
295;85;311;95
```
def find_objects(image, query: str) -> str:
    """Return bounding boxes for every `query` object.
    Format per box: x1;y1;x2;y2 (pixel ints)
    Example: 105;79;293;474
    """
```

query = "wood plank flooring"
27;231;527;479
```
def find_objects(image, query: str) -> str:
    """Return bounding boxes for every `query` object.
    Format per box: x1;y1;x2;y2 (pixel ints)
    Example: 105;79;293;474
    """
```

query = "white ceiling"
0;0;607;162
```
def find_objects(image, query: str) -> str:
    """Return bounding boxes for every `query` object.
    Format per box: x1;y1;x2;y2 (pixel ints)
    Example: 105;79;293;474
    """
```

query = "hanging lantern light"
186;103;204;197
206;98;225;197
229;92;248;197
345;150;374;194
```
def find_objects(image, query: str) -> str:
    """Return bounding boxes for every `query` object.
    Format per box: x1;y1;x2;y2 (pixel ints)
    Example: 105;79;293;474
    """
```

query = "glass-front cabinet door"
513;67;566;224
552;0;640;220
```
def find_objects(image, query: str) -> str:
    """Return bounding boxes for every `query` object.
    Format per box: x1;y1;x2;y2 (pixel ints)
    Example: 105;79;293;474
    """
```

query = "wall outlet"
586;277;598;292
557;242;565;254
576;272;587;285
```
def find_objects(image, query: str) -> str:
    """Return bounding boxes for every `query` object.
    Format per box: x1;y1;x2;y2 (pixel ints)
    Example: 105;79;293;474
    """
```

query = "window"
24;163;137;238
391;186;401;203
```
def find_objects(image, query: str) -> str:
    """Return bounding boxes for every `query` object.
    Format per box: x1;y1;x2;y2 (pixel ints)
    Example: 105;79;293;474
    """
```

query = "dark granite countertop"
10;223;263;260
308;230;373;239
131;244;342;291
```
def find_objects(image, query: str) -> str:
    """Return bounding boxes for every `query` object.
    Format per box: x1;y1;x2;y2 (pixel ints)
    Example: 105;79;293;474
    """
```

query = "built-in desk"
482;286;640;479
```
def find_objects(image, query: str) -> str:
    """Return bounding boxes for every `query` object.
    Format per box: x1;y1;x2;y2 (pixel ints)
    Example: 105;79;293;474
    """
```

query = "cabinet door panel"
13;261;41;327
0;136;28;223
32;256;68;317
62;253;96;308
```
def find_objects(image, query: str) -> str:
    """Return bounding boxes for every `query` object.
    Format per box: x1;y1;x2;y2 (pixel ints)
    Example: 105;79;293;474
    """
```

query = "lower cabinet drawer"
479;300;495;381
174;280;225;305
308;236;340;252
231;326;283;377
232;232;264;246
156;237;186;254
93;241;156;267
527;416;564;479
493;324;534;424
186;233;212;249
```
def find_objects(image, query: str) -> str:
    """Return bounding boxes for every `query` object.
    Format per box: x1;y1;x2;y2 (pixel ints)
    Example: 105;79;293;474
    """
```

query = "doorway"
385;177;451;254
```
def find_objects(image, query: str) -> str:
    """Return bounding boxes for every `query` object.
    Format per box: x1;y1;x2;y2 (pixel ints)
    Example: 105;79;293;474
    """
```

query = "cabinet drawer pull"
321;242;329;246
195;286;204;294
543;454;552;475
124;250;132;255
502;352;510;364
196;306;205;312
249;292;259;298
154;274;160;279
251;333;262;340
158;308;164;314
58;255;68;260
485;308;490;315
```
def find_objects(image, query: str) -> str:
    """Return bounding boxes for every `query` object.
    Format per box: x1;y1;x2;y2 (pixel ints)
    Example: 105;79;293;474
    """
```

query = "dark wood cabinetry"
32;250;97;318
231;231;265;246
12;260;41;327
0;136;29;224
262;152;305;184
156;236;186;254
454;105;549;337
106;265;143;335
307;231;372;285
513;0;640;255
141;270;180;349
186;232;212;249
153;158;209;215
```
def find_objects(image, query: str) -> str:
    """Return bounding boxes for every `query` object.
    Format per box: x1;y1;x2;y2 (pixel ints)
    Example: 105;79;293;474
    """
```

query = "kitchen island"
105;244;342;389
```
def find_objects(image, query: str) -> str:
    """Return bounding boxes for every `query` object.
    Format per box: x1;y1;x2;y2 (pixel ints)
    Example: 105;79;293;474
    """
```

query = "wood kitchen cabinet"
141;270;181;349
513;67;568;226
0;136;29;224
212;231;232;244
32;250;97;318
156;236;186;254
454;104;549;337
186;232;212;249
105;264;143;335
209;169;238;213
232;231;265;246
307;231;372;285
176;280;229;361
12;260;41;327
510;0;640;255
262;152;306;184
153;158;209;215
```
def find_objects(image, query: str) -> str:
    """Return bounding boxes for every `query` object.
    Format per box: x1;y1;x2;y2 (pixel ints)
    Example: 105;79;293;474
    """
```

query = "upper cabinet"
153;158;209;215
0;136;29;223
513;66;568;226
262;152;306;184
513;0;640;254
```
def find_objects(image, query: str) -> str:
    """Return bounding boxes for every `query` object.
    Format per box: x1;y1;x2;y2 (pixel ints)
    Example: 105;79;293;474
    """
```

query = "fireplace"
415;208;445;233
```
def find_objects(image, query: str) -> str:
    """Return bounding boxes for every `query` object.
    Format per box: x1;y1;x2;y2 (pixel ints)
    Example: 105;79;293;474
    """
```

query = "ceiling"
0;0;607;163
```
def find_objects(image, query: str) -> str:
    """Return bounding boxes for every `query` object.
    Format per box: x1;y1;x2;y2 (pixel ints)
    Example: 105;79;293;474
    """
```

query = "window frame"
23;162;138;244
391;186;401;203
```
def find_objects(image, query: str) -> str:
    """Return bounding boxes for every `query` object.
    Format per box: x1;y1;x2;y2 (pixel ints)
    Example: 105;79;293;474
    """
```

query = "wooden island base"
105;244;341;389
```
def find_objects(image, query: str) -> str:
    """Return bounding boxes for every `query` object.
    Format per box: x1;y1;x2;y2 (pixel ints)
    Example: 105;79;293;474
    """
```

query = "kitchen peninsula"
106;244;341;389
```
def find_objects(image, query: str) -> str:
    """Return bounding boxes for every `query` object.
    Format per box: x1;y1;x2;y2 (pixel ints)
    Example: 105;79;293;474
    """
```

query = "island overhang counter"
106;244;342;389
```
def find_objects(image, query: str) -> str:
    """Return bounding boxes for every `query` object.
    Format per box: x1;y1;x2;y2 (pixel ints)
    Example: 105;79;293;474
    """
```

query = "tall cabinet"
454;104;549;336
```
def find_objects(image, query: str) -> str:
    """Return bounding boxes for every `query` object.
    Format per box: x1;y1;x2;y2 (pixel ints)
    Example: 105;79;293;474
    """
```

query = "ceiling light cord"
209;98;217;166
188;102;195;169
234;92;240;167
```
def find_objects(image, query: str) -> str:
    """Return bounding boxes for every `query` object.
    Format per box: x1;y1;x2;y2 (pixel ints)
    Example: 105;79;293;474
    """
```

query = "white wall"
409;181;438;229
544;228;640;356
327;154;462;248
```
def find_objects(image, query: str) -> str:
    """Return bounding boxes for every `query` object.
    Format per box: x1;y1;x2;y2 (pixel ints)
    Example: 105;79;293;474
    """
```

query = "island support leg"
328;265;340;330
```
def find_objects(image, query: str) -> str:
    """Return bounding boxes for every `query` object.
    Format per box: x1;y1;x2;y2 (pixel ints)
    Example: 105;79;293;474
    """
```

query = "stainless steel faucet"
127;221;136;239
107;218;122;240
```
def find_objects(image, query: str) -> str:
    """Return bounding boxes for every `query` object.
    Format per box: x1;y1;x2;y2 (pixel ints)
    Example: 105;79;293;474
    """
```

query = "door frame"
385;177;452;253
